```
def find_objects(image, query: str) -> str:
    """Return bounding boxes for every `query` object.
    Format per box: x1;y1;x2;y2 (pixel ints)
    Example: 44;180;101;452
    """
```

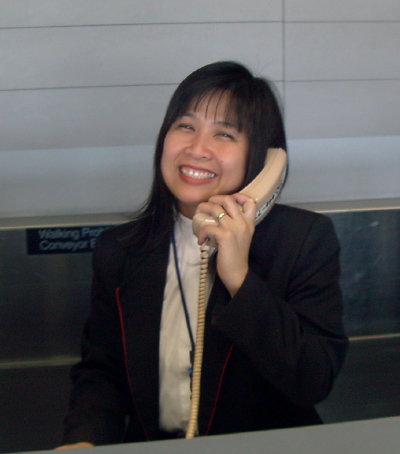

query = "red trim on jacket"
205;343;235;435
115;287;150;441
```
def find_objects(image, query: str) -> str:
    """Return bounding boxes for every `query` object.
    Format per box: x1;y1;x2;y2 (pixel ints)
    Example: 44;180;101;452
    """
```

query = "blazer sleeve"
61;232;131;445
211;212;348;407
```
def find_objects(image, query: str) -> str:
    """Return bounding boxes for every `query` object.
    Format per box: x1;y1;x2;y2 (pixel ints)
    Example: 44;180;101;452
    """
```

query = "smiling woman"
161;94;249;218
58;61;347;448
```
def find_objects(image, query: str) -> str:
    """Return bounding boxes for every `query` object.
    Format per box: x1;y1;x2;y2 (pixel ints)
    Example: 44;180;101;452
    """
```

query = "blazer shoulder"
92;218;170;283
266;203;334;231
91;220;137;278
253;204;338;256
96;219;137;249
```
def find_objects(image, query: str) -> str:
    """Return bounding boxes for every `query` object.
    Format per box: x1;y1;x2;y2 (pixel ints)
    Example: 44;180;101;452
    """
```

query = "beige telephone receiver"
192;147;288;245
186;147;287;438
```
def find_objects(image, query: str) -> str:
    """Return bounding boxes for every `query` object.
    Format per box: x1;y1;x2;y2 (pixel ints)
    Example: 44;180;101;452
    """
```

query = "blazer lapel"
198;275;235;435
117;239;170;439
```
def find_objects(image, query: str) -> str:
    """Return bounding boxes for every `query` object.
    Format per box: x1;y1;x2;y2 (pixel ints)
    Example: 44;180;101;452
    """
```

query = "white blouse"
158;214;212;432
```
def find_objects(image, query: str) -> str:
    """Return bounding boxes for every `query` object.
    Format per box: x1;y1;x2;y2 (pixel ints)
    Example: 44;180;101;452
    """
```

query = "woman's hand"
195;193;256;296
55;442;94;450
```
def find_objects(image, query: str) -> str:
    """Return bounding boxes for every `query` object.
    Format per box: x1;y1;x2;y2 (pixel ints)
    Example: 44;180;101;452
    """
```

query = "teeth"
180;167;216;179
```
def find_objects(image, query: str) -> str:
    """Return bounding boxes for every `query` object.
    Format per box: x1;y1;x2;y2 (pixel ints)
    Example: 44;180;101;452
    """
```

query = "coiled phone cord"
185;243;211;439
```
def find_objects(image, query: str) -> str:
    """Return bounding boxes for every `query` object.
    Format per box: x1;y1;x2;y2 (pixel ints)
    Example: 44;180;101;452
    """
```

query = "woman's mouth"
179;166;216;180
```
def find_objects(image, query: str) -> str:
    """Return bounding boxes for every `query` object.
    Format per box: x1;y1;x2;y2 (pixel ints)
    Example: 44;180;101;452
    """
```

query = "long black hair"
126;61;287;250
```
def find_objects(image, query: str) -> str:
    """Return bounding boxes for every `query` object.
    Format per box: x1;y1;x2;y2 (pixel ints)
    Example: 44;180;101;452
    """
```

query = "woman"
59;61;348;447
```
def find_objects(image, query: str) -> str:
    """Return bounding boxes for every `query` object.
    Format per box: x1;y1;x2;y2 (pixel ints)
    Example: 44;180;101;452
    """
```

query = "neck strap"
171;230;196;358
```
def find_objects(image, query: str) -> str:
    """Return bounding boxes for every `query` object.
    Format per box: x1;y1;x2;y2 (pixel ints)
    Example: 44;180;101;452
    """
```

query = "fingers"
194;194;256;296
194;194;256;246
198;193;256;222
232;193;258;219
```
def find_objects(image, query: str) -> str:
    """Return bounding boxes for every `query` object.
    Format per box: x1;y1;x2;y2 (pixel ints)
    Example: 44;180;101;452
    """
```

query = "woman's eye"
177;123;194;131
217;131;235;140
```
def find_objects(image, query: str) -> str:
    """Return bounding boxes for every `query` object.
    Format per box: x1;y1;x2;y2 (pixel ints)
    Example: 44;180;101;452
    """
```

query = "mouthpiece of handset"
192;212;218;238
201;239;216;256
192;212;218;251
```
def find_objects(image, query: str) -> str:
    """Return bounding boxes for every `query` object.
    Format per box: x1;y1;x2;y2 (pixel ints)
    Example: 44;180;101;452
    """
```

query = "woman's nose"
187;132;211;159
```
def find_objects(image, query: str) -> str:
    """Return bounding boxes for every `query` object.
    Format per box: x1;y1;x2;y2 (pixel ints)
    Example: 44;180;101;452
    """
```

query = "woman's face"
161;94;249;218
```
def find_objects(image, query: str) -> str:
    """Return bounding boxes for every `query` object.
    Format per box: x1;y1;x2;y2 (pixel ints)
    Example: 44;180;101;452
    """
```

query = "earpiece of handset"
240;147;287;225
192;147;287;245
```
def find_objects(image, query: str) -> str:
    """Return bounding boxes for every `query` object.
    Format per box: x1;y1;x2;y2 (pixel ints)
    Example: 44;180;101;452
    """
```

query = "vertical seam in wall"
282;0;287;119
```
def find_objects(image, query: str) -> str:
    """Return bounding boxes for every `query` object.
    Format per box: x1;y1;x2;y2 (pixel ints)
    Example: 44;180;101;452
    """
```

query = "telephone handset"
185;147;287;439
192;147;288;243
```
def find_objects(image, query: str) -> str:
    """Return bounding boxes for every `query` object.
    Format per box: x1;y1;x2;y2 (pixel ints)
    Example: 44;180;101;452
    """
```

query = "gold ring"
217;211;226;220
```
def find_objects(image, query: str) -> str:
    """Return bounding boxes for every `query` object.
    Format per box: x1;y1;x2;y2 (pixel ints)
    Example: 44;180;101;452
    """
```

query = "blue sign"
26;225;111;255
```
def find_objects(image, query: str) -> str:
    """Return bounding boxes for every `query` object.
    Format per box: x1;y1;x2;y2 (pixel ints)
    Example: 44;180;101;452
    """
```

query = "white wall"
0;0;399;218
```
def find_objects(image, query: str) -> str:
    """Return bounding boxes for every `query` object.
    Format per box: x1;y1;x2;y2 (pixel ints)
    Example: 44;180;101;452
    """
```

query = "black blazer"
62;204;348;445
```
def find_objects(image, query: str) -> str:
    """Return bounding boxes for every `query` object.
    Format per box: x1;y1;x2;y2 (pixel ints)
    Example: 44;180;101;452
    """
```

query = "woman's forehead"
186;91;239;124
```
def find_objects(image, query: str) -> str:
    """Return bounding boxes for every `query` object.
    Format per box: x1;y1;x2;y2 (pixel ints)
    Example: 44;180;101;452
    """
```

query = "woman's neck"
177;203;197;219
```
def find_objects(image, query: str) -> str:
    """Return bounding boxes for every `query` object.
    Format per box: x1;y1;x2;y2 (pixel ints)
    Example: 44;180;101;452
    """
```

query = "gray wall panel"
0;86;172;151
283;137;400;204
0;0;282;27
285;80;400;139
0;81;285;153
0;23;282;90
286;23;400;80
0;147;153;217
1;137;399;218
286;0;400;21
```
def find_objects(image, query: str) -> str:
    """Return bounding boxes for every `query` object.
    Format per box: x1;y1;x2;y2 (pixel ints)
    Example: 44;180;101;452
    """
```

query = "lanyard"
171;230;195;372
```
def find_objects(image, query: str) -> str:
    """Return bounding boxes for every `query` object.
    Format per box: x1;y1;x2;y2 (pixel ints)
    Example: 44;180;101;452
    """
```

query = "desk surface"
17;416;400;454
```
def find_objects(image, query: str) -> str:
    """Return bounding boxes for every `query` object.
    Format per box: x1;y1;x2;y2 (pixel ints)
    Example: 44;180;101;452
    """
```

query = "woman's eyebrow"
179;112;194;119
215;120;239;129
179;112;238;129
